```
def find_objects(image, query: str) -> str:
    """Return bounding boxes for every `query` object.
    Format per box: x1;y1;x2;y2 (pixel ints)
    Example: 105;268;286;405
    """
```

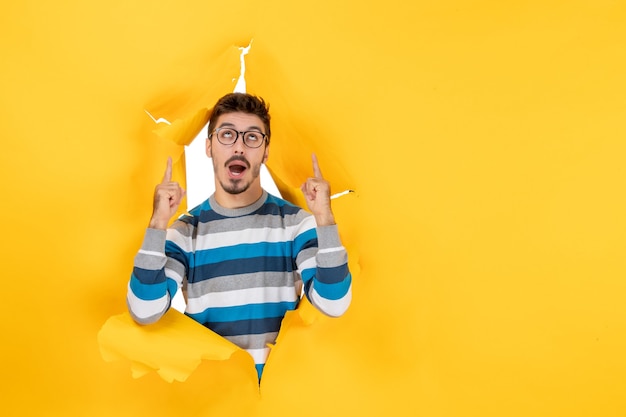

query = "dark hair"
208;93;271;143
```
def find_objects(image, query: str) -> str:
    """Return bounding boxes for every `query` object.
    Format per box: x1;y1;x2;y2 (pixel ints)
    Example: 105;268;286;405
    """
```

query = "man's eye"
246;132;260;141
221;130;234;138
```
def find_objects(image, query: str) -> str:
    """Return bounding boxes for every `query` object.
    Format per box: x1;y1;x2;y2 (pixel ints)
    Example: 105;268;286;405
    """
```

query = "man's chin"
221;180;248;195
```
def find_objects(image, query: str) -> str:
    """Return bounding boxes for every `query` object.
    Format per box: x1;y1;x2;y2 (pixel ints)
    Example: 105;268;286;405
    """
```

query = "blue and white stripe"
127;191;352;379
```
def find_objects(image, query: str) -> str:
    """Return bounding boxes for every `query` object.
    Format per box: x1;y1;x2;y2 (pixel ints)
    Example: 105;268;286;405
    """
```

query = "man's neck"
214;185;264;209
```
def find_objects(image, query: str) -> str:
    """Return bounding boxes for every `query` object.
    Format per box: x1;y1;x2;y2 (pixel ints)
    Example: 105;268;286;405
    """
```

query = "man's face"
206;112;269;196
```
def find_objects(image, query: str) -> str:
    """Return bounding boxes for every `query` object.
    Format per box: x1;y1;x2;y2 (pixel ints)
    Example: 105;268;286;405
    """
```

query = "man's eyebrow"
218;122;264;132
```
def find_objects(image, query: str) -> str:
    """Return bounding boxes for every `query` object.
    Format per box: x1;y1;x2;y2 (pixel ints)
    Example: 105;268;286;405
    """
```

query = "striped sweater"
127;190;352;379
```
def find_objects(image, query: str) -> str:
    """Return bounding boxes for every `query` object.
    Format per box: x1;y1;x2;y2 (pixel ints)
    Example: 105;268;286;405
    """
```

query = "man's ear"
206;138;212;158
262;144;269;163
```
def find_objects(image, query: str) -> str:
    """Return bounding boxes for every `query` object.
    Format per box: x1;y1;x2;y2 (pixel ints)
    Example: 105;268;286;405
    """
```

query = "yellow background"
1;1;625;416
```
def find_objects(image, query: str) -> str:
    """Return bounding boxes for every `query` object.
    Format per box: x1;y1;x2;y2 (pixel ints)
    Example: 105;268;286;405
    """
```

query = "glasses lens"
243;131;265;148
217;128;237;145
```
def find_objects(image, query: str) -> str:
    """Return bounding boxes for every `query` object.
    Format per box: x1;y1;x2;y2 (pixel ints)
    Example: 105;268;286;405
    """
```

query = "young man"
127;93;352;379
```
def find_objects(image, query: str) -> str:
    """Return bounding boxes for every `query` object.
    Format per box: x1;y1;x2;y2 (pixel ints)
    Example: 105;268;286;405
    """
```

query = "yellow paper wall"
1;1;625;416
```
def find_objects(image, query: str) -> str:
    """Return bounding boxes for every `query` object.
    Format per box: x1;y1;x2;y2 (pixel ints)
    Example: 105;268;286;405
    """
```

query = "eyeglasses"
210;127;267;148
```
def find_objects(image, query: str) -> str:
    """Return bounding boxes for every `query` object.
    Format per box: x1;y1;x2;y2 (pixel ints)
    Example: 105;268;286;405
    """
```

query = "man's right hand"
148;157;186;230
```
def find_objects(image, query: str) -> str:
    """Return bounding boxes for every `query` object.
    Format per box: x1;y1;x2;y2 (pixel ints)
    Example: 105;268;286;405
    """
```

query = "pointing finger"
312;153;323;178
162;157;172;183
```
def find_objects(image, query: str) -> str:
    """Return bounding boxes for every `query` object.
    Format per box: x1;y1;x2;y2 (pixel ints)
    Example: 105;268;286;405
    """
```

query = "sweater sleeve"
126;226;189;324
297;221;352;317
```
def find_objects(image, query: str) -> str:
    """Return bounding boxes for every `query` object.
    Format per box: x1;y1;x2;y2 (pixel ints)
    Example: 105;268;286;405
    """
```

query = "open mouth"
226;158;249;178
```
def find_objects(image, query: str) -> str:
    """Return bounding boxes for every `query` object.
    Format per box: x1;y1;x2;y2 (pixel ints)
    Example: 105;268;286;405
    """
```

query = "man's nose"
232;135;246;153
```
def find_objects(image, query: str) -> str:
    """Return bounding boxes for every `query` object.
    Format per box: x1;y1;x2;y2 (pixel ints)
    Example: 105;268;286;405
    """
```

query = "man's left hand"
301;153;336;226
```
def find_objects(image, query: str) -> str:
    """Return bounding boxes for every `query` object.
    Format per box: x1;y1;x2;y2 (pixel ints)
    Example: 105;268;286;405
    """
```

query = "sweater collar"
208;190;268;217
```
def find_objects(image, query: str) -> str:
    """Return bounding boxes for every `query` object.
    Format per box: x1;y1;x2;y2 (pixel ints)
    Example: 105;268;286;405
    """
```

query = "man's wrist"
314;213;336;227
148;218;169;230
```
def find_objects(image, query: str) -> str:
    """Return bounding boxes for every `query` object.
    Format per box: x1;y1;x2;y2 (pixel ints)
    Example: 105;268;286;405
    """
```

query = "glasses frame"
210;127;268;149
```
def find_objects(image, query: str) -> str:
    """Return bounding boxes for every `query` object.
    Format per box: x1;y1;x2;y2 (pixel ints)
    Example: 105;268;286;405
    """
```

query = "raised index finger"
311;153;323;178
162;157;172;183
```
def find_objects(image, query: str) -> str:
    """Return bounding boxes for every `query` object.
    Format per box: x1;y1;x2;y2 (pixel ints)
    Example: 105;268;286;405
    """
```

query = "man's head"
205;93;272;207
208;93;271;143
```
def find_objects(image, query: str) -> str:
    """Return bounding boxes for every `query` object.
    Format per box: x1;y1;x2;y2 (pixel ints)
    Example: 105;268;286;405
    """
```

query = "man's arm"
299;154;352;316
127;158;187;324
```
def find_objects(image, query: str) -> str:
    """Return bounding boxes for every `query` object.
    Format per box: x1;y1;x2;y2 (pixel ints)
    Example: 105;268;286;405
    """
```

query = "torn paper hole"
182;38;281;213
144;109;172;125
233;40;252;94
330;189;355;200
